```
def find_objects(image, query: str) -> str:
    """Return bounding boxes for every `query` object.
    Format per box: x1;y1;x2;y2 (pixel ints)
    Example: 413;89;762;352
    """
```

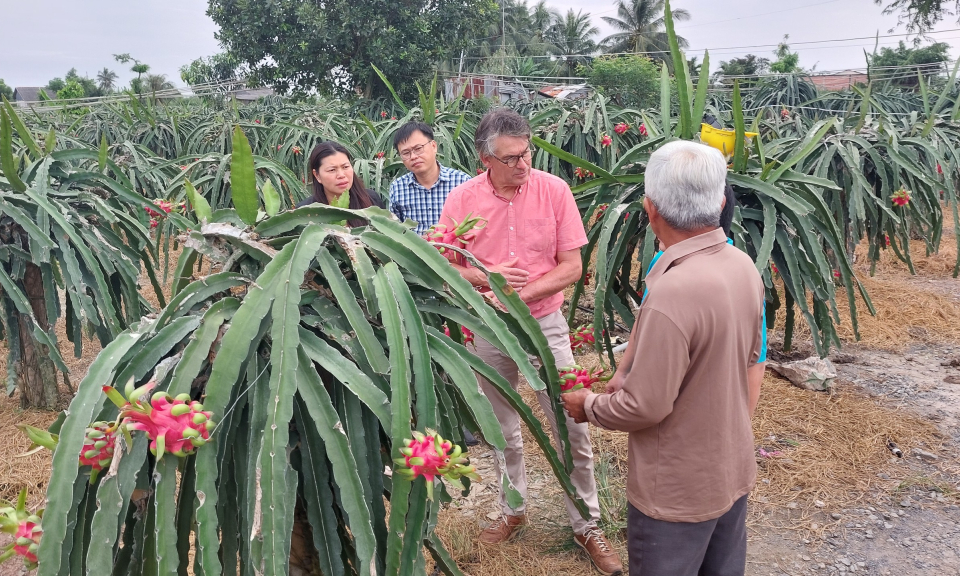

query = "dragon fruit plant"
0;490;42;571
30;126;588;576
394;429;480;500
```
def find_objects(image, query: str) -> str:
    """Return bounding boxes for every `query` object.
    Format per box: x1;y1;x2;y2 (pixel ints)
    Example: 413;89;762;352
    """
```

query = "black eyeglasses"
490;146;535;168
399;141;434;160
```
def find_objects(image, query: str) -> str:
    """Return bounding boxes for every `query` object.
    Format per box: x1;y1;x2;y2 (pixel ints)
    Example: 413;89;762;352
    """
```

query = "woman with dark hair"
296;141;384;227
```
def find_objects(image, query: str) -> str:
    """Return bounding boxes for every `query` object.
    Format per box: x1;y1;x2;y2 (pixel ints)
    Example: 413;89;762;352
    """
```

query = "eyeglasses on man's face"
490;146;535;168
399;141;434;160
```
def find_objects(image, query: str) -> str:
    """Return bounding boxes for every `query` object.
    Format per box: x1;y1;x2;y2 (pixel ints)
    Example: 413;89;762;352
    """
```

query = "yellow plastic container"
700;123;758;156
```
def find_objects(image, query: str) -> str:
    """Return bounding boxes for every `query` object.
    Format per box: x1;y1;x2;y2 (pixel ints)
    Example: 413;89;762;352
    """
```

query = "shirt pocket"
524;218;556;254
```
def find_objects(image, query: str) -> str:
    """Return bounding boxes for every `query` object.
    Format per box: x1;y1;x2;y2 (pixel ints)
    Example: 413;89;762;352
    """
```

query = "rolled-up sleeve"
585;309;690;432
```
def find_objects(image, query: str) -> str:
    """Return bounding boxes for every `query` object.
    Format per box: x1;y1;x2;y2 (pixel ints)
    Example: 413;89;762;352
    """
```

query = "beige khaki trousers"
473;310;602;535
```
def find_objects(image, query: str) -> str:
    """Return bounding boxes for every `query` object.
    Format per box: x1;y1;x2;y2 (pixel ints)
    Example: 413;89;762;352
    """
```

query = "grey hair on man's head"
645;140;727;231
474;108;531;157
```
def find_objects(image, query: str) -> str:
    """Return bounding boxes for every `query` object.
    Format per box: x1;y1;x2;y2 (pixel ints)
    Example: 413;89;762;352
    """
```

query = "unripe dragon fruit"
393;429;480;500
558;365;604;393
444;324;475;346
0;489;43;571
569;324;596;351
103;380;215;460
424;212;487;259
79;421;118;480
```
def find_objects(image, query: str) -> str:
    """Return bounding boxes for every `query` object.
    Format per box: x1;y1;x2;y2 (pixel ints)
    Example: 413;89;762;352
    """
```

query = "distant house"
13;87;49;107
232;87;275;103
536;84;592;101
806;71;869;91
444;76;532;103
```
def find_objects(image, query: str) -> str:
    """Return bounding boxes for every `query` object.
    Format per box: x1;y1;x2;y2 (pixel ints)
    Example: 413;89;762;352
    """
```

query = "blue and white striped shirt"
388;164;471;235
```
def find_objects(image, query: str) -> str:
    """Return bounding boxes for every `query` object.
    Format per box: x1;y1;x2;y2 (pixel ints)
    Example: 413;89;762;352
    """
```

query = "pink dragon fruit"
780;108;790;119
614;122;629;135
558;365;604;393
595;203;608;218
424;212;487;258
145;199;178;221
638;124;648;137
600;134;613;148
0;490;42;571
393;429;480;500
444;325;475;346
892;187;911;207
574;167;595;180
569;324;596;351
79;421;118;480
103;381;215;460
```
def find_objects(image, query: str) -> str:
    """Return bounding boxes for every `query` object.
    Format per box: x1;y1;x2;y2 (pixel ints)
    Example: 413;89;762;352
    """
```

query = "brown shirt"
584;228;764;522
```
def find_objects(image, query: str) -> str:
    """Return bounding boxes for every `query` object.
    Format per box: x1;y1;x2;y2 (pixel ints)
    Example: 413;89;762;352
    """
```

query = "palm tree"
547;9;599;77
96;68;118;92
528;0;561;55
600;0;690;64
144;74;175;95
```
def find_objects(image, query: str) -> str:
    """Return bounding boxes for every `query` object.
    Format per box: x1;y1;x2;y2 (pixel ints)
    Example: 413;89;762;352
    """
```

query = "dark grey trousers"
627;494;748;576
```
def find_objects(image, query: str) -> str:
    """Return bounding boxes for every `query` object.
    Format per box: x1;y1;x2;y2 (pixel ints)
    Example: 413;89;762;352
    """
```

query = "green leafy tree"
56;79;85;101
713;54;770;85
547;9;599;77
770;35;803;74
208;0;496;98
600;0;690;64
869;40;950;86
0;79;11;100
179;52;246;89
581;55;660;107
46;77;65;93
114;54;151;93
875;0;956;32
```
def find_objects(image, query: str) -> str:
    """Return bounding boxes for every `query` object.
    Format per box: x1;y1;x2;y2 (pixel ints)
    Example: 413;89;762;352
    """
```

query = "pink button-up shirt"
438;169;587;319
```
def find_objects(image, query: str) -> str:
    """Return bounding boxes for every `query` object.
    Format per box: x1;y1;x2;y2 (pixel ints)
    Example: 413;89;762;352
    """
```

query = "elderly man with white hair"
563;140;765;576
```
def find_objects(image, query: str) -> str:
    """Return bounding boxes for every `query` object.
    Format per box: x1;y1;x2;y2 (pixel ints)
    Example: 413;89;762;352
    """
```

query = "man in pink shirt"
437;108;622;576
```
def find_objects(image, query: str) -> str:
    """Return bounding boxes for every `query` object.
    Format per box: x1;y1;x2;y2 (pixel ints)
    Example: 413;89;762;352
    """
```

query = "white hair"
645;140;727;231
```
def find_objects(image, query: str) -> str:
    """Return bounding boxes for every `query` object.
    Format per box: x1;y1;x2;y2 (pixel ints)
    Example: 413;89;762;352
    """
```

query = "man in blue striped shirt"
388;122;471;235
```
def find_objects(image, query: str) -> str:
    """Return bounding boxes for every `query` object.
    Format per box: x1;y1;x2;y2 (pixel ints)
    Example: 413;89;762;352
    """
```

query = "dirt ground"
0;228;958;575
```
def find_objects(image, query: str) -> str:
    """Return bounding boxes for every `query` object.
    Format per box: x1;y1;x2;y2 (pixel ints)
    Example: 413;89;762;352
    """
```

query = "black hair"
719;182;736;239
306;141;378;227
393;122;434;151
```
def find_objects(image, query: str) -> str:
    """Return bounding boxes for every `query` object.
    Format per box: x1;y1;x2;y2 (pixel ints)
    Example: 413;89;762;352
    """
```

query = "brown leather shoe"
574;528;623;576
478;514;526;544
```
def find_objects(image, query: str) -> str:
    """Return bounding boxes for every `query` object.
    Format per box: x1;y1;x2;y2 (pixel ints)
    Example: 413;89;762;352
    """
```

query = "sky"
3;0;960;90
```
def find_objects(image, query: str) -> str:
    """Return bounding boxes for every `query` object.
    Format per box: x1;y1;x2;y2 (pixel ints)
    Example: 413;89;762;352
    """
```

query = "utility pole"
501;0;507;76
